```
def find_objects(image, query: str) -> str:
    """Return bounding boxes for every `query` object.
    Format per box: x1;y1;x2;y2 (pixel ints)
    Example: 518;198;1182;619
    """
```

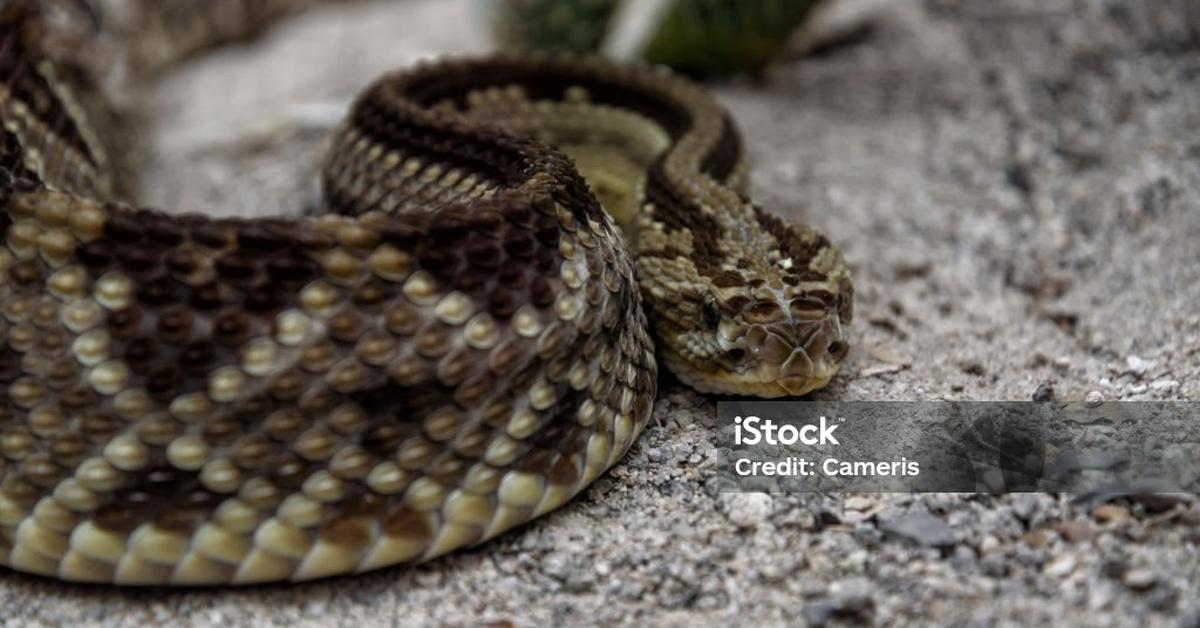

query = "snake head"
675;272;851;398
644;210;853;399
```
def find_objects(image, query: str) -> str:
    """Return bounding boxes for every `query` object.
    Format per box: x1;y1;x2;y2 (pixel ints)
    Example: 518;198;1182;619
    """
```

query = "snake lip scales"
0;4;852;585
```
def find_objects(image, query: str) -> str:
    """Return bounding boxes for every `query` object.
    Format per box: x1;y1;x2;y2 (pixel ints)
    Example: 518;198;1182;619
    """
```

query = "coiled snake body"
0;1;851;584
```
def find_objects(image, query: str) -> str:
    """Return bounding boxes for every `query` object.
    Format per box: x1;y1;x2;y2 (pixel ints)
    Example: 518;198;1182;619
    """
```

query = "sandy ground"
2;0;1199;625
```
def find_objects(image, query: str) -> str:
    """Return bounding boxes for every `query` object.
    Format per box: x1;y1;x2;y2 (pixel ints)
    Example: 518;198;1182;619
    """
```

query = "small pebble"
981;554;1009;577
880;511;956;548
1057;521;1095;544
1147;584;1179;611
802;601;837;627
1043;556;1076;577
951;545;978;570
1123;568;1158;590
1092;504;1131;524
1125;355;1154;376
1101;558;1128;579
1132;492;1194;512
1085;391;1105;407
1011;494;1040;519
829;578;874;612
727;492;773;528
1022;528;1052;549
1033;382;1055;402
844;496;875;511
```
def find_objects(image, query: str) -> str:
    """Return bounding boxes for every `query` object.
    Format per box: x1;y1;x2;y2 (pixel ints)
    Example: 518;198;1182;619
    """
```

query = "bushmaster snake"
0;0;851;584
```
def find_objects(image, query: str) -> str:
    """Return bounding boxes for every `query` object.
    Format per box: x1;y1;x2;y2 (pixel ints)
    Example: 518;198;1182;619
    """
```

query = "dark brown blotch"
244;283;284;312
487;288;517;317
107;307;142;338
144;218;186;247
49;434;87;466
266;256;316;283
529;276;554;308
202;416;241;446
213;310;251;346
231;434;274;469
123;336;160;364
9;259;42;286
93;504;142;533
19;453;63;489
503;232;535;259
191;223;234;250
464;239;502;269
721;295;750;314
79;411;121;443
383;505;433;540
145;368;180;401
496;267;525;290
189;282;226;310
237;223;292;254
352;280;389;308
179;340;216;372
155;308;193;343
103;212;145;243
116;248;160;275
328;310;365;343
76;241;113;268
549;454;580;487
164;249;198;276
744;301;782;324
59;386;99;411
712;270;744;288
214;254;257;280
137;277;180;306
361;423;403;456
270;454;311;490
418;247;458;278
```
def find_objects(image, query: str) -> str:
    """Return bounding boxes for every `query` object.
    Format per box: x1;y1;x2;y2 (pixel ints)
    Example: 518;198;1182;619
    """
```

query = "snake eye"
702;295;721;328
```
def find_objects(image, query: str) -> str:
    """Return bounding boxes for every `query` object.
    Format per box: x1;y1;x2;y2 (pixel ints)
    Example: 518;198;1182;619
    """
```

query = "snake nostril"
726;348;746;362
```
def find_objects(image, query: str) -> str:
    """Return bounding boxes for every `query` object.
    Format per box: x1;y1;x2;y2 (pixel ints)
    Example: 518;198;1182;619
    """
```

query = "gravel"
2;0;1199;626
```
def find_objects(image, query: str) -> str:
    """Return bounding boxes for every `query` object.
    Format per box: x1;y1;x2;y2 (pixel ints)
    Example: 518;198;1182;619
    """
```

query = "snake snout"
747;318;849;396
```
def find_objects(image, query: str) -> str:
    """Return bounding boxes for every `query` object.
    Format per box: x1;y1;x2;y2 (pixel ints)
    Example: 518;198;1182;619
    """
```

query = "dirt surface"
2;0;1198;626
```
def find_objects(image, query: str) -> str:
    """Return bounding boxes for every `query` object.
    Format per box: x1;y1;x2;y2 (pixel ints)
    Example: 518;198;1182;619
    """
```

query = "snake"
0;0;852;584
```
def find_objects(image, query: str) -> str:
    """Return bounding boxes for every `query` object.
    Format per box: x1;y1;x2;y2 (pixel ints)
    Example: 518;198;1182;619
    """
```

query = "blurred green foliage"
486;0;621;54
483;0;827;79
643;0;824;78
